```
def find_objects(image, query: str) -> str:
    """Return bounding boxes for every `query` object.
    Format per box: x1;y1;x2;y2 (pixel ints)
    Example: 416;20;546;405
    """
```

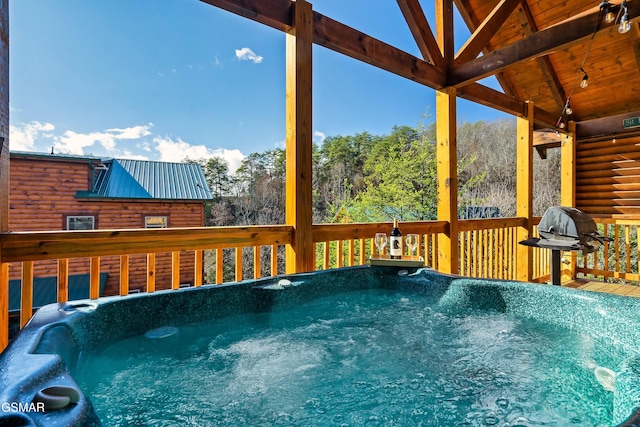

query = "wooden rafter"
450;1;640;87
631;23;640;73
454;0;520;66
199;0;292;32
200;0;445;89
436;0;455;65
458;83;557;127
313;12;445;88
453;0;519;99
396;0;445;70
516;3;566;112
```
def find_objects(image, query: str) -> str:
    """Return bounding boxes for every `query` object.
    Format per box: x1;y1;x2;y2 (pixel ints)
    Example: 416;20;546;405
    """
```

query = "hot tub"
2;266;640;426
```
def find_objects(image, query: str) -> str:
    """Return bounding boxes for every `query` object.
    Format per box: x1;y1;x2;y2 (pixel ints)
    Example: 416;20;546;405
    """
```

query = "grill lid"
537;206;597;243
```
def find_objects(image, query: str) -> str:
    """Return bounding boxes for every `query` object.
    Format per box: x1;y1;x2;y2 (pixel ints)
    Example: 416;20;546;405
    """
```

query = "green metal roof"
91;159;213;200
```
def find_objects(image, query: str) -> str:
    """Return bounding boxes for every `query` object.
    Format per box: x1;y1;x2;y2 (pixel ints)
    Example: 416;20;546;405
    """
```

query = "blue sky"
9;0;509;172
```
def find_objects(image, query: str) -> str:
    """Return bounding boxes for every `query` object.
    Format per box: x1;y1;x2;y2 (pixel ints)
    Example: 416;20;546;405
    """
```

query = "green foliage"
344;125;437;222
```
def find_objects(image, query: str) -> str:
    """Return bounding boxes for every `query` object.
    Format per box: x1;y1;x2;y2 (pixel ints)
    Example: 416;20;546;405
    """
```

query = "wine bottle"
390;218;402;259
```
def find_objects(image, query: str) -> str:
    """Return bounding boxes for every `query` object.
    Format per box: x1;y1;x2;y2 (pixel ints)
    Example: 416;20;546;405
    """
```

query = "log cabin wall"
576;135;640;217
8;154;205;295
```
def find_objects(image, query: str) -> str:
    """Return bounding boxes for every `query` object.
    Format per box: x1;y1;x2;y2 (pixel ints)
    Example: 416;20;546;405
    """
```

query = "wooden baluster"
20;261;33;328
147;253;156;293
90;257;101;299
271;245;278;276
254;246;261;279
194;250;203;287
172;252;181;290
216;249;224;284
58;258;69;303
323;242;330;270
348;239;355;266
120;255;130;295
235;248;243;281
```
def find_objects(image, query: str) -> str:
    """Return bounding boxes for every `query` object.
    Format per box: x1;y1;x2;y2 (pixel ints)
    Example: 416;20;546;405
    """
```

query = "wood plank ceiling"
201;0;640;139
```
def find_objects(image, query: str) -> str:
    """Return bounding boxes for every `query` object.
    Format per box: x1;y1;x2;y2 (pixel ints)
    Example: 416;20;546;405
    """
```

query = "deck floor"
561;279;640;297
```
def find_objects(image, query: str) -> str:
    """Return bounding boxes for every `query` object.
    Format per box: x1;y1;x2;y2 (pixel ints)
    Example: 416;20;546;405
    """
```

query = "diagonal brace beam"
454;0;521;66
450;1;640;87
397;0;445;69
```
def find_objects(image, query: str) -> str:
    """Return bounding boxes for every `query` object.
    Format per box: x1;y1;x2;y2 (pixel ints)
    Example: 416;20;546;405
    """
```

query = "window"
67;216;95;230
145;216;167;229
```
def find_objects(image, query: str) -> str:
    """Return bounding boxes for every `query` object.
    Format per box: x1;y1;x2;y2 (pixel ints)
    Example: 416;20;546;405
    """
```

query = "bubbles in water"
75;289;621;427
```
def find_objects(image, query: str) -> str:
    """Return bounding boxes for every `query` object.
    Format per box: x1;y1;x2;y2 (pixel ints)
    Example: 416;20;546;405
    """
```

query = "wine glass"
406;234;419;259
374;233;388;257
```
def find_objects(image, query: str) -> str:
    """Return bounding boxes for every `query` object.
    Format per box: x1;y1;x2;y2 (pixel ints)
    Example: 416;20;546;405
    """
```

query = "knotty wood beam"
516;3;567;113
516;101;534;282
576;109;640;138
436;86;459;274
200;0;446;88
285;0;314;273
560;122;577;281
396;0;445;69
454;0;520;66
631;22;640;73
452;0;519;98
457;83;557;128
436;0;455;66
313;12;446;87
199;0;292;31
450;1;640;87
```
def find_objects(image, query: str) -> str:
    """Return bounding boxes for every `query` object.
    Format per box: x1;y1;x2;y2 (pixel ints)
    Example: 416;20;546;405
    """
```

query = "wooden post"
516;101;534;282
561;121;577;281
285;0;314;274
0;0;9;351
436;87;459;274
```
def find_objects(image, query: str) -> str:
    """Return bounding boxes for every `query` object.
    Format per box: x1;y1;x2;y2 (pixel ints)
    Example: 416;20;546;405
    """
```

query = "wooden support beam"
285;0;315;274
0;263;7;351
20;261;33;328
57;258;69;303
516;3;567;111
454;0;520;66
457;83;558;128
436;86;459;274
199;0;292;32
200;0;445;89
516;101;534;282
576;109;640;139
312;12;445;87
561;122;577;282
396;0;445;69
450;2;640;86
435;0;455;66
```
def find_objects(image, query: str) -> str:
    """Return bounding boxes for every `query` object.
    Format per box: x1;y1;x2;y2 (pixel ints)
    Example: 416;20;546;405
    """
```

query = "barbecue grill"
519;206;611;285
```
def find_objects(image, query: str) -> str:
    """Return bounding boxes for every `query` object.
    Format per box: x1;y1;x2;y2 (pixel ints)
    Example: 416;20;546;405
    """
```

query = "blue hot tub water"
2;266;640;426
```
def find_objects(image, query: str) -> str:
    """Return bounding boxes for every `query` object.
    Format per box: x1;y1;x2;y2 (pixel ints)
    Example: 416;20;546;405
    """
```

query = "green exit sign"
623;117;640;129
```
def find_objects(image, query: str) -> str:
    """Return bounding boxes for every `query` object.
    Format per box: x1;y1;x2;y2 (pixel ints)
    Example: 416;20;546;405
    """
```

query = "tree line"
190;117;560;228
187;117;561;281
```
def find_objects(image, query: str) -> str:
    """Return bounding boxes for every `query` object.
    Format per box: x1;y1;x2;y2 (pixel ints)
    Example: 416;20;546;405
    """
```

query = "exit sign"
623;117;640;129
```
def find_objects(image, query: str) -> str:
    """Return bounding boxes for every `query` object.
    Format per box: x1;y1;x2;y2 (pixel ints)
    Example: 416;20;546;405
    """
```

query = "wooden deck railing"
577;218;640;284
0;217;556;350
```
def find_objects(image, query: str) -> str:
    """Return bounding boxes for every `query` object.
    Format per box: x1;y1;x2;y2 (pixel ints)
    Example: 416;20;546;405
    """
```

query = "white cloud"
154;136;245;173
54;124;154;155
235;47;263;64
314;131;326;144
9;121;55;151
